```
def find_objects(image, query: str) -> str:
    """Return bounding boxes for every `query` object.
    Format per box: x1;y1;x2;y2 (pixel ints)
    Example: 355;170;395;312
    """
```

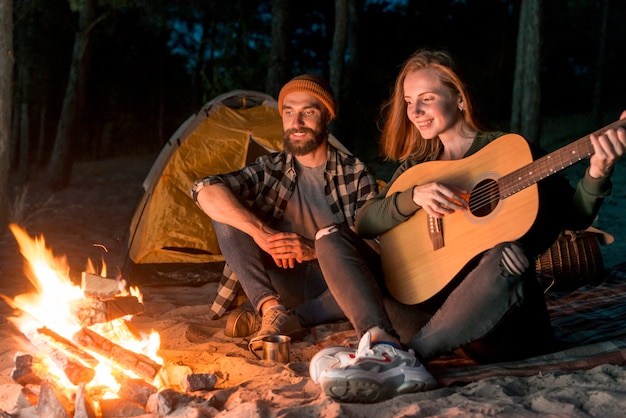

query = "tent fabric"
126;91;284;268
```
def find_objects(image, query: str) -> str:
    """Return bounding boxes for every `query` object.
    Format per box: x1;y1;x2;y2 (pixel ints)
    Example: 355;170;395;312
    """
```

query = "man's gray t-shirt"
279;160;343;240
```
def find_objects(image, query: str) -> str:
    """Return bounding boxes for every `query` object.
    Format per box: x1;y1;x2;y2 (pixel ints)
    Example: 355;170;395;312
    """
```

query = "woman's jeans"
212;221;346;327
315;223;554;362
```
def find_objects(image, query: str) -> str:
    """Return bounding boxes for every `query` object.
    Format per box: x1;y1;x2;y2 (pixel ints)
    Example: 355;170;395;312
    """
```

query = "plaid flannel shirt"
191;144;378;318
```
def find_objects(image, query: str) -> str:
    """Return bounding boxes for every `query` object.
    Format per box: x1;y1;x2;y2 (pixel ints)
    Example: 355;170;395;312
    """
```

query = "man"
191;75;378;345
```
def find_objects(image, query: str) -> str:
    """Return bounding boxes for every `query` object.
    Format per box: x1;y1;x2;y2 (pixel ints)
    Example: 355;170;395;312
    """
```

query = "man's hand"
265;232;316;268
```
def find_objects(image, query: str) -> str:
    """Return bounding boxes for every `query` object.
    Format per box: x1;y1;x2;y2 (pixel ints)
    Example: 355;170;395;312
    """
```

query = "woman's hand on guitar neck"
412;182;469;218
588;110;626;179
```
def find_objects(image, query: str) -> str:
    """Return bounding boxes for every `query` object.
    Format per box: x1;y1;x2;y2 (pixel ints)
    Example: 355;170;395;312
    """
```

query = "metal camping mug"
249;335;291;363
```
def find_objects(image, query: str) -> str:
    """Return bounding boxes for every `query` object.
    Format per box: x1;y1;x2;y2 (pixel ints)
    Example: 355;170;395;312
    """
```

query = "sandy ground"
0;152;624;417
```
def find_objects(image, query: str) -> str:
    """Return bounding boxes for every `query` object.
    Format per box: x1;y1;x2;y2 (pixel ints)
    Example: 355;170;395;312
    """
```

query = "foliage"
9;0;626;181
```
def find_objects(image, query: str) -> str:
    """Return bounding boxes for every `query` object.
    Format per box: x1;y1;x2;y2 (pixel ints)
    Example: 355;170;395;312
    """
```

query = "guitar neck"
500;118;626;198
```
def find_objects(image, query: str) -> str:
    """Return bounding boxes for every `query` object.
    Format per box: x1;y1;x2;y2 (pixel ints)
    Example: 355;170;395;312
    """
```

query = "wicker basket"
535;230;605;291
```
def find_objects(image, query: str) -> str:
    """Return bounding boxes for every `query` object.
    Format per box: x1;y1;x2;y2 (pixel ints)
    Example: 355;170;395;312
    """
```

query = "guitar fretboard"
500;118;626;198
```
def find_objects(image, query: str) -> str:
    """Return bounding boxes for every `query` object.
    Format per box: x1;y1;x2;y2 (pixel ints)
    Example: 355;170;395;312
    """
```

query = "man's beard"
282;127;326;156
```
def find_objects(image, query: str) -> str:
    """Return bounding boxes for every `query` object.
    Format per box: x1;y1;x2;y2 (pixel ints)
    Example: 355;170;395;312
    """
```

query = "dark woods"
9;0;626;188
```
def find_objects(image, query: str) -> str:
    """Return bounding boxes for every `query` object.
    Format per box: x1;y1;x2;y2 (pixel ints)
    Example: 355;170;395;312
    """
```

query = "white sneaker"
318;332;437;403
309;345;356;383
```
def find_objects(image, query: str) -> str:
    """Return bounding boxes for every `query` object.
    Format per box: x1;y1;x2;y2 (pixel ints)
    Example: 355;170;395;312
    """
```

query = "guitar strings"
462;169;528;214
465;181;500;213
464;139;592;213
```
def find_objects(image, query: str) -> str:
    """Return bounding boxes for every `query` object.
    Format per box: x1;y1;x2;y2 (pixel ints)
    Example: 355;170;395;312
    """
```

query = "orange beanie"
277;74;336;120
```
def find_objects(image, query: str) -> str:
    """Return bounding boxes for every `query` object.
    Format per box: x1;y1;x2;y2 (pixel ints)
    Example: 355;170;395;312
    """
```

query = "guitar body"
380;134;539;305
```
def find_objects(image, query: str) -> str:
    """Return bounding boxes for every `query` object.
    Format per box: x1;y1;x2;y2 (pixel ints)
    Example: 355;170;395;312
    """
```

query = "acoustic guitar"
380;119;626;305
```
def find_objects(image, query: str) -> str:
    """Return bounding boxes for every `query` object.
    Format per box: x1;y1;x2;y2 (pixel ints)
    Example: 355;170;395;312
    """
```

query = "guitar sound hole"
468;178;500;217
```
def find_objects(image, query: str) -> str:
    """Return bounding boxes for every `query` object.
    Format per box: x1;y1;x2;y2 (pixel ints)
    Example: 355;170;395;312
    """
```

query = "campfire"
2;224;217;417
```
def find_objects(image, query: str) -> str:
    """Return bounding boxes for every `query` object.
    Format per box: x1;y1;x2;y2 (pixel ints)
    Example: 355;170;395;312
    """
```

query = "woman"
311;48;626;403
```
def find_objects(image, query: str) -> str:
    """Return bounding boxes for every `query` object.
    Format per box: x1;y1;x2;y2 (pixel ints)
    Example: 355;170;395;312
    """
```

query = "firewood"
36;327;99;367
81;272;121;299
70;296;144;327
23;329;96;385
20;355;74;405
72;327;161;382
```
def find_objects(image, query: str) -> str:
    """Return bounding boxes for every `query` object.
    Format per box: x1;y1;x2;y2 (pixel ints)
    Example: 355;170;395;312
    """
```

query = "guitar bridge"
428;216;444;250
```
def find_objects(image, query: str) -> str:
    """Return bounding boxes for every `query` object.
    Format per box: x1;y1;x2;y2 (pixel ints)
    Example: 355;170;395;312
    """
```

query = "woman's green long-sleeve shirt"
355;132;612;256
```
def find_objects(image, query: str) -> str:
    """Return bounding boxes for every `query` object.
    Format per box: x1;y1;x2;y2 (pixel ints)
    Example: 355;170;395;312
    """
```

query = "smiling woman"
308;48;626;404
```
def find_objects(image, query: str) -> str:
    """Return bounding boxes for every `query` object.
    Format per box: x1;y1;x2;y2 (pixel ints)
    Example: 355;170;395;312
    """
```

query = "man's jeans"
212;221;346;327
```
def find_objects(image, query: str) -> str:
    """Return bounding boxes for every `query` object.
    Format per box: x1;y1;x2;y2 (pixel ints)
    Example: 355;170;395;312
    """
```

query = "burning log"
23;328;96;385
72;327;162;382
36;327;99;367
70;296;144;327
81;272;121;299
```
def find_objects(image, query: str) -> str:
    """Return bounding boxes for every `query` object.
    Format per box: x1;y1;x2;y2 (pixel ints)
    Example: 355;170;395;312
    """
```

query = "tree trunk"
36;103;46;168
0;0;13;230
17;101;28;182
12;0;35;183
330;0;348;118
511;0;542;144
592;0;609;127
345;0;360;87
47;0;97;190
266;0;292;99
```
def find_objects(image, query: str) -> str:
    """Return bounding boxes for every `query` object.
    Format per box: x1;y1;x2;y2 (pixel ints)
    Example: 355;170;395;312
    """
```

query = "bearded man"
192;75;378;344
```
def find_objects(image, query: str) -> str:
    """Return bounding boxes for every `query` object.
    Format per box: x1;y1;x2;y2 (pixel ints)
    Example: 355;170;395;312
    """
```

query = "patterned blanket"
428;263;626;386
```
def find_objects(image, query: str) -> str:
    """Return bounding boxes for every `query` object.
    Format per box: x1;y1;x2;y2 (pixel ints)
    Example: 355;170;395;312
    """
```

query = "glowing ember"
5;223;162;400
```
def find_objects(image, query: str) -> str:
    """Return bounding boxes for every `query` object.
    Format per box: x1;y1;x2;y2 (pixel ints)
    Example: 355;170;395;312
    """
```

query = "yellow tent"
125;91;284;278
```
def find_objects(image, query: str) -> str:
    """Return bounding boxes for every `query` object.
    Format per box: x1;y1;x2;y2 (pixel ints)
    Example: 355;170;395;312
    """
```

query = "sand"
0;153;625;417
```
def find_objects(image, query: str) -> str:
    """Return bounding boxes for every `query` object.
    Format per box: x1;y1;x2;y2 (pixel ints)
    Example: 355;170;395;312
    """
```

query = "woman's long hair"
379;49;486;162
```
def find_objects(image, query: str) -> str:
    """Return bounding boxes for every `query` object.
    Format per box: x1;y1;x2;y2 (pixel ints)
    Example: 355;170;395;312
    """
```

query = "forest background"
0;0;625;232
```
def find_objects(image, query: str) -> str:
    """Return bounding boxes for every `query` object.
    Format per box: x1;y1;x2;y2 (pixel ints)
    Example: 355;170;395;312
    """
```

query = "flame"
8;224;84;337
86;257;107;279
6;223;162;399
